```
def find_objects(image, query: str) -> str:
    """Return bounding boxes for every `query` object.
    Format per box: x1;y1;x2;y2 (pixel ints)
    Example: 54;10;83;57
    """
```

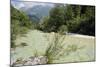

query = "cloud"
11;0;54;9
23;2;53;7
11;1;25;9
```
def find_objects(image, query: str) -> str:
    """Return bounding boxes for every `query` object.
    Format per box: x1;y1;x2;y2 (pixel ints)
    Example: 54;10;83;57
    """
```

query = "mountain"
20;5;54;22
28;14;40;23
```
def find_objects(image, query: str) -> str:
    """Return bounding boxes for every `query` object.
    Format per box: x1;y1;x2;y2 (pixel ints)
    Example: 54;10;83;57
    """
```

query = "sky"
11;0;54;9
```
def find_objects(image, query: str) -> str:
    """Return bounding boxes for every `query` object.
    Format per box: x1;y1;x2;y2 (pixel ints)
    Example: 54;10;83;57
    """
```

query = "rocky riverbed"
11;56;48;67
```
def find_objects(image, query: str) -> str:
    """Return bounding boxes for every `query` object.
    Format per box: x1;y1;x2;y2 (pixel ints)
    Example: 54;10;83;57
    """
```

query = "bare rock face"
11;56;48;67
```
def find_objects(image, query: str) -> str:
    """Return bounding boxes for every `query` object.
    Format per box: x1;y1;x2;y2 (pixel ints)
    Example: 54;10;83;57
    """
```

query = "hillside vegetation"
11;6;34;48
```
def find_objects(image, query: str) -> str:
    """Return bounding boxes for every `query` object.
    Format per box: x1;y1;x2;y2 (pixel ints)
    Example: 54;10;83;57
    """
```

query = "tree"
64;5;95;36
45;4;65;32
40;4;95;36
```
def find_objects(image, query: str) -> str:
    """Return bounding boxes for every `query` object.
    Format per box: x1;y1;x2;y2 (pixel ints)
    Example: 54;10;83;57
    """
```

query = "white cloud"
11;1;25;9
17;3;25;8
23;2;53;7
11;1;54;9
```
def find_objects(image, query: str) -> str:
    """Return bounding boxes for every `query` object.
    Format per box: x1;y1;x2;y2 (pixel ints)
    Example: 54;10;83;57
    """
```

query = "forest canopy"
39;4;95;36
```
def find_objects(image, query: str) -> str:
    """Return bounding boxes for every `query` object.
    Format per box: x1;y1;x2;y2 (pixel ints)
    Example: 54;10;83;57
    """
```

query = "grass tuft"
44;33;64;63
44;33;81;63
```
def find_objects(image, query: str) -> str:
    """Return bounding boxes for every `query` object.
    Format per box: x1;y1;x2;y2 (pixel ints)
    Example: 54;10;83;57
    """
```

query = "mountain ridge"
19;5;54;22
